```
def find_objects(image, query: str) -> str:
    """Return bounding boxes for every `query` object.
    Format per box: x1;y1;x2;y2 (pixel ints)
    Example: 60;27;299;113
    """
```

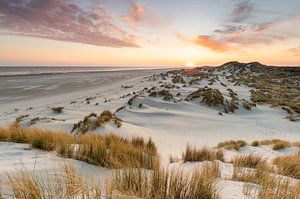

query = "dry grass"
182;145;224;162
232;167;269;185
238;170;299;199
4;164;102;199
0;125;159;170
250;139;293;150
232;154;269;169
258;176;299;199
273;152;300;179
71;110;122;134
217;140;246;151
0;124;74;151
251;140;259;147
109;162;220;199
70;134;159;169
185;87;224;107
51;107;64;113
272;141;291;150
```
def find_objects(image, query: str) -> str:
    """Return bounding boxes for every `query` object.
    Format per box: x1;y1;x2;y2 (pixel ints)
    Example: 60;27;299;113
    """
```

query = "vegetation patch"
273;152;300;179
217;140;246;151
186;87;224;107
52;107;64;114
0;125;158;170
232;154;269;169
109;162;220;199
71;110;122;134
182;145;224;162
5;164;102;199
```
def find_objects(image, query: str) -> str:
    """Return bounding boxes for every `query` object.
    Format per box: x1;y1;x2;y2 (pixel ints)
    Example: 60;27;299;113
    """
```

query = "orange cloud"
194;35;228;52
122;2;145;24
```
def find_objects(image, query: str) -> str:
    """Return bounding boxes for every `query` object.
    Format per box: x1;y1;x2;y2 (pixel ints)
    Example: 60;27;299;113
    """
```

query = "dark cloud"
214;25;247;34
0;0;138;47
231;0;255;22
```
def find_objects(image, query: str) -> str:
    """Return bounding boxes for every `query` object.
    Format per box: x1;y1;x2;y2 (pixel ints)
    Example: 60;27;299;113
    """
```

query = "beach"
0;64;299;198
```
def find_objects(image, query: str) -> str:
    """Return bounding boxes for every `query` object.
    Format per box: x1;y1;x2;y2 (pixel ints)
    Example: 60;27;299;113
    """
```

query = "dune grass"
273;152;300;179
109;162;220;199
4;164;102;199
71;110;122;134
182;145;224;162
0;124;74;151
217;140;246;151
272;141;291;150
232;154;269;170
0;124;159;170
258;176;299;199
250;139;294;150
232;167;269;185
239;170;299;199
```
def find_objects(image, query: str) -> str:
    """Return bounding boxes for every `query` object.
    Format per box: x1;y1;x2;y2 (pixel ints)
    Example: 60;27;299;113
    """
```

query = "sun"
184;62;196;68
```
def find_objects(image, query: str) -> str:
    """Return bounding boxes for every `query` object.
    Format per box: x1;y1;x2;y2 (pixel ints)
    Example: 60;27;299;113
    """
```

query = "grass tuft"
273;152;300;179
109;162;220;199
0;125;159;170
232;154;269;169
217;140;246;151
182;145;224;162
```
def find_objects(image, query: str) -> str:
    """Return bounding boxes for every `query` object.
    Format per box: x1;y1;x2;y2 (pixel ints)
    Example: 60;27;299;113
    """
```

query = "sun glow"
185;62;196;68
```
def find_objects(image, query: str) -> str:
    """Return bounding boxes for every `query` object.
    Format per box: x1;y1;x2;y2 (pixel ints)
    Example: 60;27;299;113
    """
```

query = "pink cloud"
122;1;145;24
0;0;138;47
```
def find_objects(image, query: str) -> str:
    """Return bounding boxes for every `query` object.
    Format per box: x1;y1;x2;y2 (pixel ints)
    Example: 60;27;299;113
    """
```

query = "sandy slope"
0;67;299;198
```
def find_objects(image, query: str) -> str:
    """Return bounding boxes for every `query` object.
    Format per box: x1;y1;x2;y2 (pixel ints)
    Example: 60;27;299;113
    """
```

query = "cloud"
194;35;228;52
190;24;279;52
214;25;247;34
0;0;138;47
122;0;145;24
287;46;300;55
231;0;255;22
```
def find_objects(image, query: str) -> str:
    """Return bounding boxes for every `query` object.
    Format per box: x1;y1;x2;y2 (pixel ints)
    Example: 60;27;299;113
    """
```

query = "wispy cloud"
287;45;300;55
231;0;255;22
0;0;138;47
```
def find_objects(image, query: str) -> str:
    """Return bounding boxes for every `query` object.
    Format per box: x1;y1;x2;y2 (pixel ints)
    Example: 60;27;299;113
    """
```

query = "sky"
0;0;300;67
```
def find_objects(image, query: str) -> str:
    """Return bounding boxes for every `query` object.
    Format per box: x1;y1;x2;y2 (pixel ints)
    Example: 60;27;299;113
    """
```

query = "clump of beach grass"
258;175;299;199
109;162;220;199
71;110;122;134
272;141;291;150
217;140;246;151
273;152;300;179
182;145;224;162
0;125;159;170
250;139;292;150
52;107;64;114
5;163;102;199
232;154;269;170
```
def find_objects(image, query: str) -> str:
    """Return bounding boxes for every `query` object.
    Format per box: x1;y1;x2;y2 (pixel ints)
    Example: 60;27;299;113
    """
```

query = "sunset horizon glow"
1;0;300;67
